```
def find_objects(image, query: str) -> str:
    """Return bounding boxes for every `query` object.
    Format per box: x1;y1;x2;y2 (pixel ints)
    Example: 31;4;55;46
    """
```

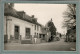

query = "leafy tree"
47;19;56;35
63;4;76;29
63;4;76;42
47;18;56;41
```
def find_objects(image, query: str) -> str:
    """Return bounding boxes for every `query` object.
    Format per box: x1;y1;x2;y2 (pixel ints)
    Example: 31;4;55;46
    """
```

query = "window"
34;32;37;38
39;35;41;38
15;26;19;32
37;33;38;36
37;26;39;31
35;32;36;35
39;26;41;31
35;25;36;30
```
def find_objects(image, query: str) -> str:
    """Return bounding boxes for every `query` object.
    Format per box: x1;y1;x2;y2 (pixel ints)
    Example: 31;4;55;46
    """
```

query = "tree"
48;22;56;36
63;4;76;42
47;18;56;41
63;4;76;29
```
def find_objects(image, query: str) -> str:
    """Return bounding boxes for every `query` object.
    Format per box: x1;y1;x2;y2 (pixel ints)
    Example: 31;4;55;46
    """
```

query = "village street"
4;37;76;51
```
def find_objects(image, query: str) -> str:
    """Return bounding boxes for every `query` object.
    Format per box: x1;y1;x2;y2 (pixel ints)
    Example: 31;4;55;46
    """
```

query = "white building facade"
4;16;42;43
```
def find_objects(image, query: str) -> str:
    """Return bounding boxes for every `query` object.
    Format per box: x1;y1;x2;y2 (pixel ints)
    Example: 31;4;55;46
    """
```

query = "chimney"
51;18;52;22
31;15;34;18
10;3;14;8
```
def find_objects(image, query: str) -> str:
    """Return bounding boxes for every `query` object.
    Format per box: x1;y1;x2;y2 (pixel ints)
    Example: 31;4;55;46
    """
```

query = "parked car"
55;37;60;41
54;35;60;41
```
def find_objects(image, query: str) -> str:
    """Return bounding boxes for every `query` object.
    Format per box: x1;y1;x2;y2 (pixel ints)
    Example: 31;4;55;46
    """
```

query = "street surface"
4;38;76;51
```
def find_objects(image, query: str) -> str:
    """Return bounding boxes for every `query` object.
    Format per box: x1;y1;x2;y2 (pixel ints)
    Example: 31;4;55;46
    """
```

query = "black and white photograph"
4;3;76;51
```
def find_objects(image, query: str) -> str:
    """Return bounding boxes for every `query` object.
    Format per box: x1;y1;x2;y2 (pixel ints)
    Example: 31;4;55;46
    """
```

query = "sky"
14;3;68;34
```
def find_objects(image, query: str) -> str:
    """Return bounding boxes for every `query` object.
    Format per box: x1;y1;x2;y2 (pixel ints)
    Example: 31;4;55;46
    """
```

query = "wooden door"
25;28;30;39
14;26;19;39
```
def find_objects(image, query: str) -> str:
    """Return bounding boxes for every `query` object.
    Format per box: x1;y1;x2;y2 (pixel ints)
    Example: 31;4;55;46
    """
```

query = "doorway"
14;25;19;39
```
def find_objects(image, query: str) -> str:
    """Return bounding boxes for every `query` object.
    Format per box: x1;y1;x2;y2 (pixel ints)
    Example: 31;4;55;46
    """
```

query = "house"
4;3;51;44
39;26;51;42
66;25;76;42
4;3;42;43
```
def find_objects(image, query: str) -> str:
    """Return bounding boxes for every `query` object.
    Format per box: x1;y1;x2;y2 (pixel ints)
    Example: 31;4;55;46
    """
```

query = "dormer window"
17;11;25;18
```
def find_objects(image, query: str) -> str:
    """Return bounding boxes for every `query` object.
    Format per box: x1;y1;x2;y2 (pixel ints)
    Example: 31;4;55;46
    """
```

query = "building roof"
4;3;41;26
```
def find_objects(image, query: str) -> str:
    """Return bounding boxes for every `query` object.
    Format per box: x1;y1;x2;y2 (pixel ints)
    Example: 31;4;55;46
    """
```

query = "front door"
25;28;30;39
14;26;19;39
42;35;45;40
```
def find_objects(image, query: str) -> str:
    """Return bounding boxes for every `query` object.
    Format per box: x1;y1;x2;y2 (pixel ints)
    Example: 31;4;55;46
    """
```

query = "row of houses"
4;3;51;44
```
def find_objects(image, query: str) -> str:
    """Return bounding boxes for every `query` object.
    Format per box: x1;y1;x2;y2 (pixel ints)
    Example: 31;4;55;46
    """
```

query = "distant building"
66;25;76;42
39;26;51;42
4;3;51;44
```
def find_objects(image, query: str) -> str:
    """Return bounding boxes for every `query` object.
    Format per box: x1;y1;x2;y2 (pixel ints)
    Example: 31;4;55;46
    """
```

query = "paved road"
4;38;76;51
